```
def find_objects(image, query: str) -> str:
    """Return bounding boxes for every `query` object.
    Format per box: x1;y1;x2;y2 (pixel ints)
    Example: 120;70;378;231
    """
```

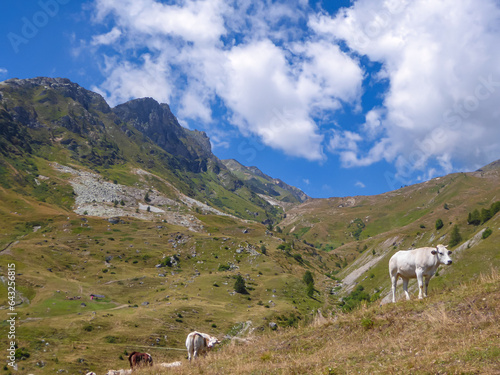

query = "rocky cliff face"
1;77;111;114
0;77;119;164
113;98;215;173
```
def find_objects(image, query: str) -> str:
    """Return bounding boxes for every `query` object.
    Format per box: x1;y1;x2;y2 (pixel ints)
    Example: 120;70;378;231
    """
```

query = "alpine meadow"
0;77;499;374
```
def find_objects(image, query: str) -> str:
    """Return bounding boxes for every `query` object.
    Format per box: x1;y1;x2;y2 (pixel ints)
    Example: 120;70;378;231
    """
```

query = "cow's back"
193;333;206;352
389;250;417;277
390;247;439;277
186;331;208;360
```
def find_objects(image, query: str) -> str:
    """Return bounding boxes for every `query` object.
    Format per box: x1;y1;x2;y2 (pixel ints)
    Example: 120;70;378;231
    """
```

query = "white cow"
389;244;453;303
186;331;220;361
105;370;132;375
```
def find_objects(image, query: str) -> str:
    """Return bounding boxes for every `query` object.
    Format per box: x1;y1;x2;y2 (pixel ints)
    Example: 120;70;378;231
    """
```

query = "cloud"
0;68;7;75
92;53;172;106
91;27;122;46
86;0;500;177
87;0;363;161
93;0;227;45
218;39;326;161
315;0;500;175
303;178;310;185
355;181;366;188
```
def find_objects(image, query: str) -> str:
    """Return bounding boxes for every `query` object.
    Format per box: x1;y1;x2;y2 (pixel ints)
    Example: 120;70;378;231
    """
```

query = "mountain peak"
1;76;111;114
476;159;500;172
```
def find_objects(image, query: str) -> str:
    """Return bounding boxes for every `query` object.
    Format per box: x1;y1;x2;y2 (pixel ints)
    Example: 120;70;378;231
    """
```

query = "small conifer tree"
449;225;462;247
234;275;248;294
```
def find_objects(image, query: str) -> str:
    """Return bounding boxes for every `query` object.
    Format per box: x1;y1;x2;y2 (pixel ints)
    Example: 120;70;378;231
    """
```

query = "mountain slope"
222;158;309;206
280;163;500;300
0;77;294;223
1;76;499;374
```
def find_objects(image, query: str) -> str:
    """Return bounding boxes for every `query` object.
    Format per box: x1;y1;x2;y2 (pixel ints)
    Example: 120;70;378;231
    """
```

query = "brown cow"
128;351;153;369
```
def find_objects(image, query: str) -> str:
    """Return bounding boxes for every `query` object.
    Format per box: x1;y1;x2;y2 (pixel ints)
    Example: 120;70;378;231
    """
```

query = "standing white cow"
186;331;220;361
389;244;453;303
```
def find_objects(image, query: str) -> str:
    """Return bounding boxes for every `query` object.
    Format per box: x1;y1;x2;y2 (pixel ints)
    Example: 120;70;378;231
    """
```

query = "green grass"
1;79;499;373
31;295;116;317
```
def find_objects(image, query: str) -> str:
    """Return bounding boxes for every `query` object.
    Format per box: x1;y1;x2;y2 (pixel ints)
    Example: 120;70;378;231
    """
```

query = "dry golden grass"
132;268;500;375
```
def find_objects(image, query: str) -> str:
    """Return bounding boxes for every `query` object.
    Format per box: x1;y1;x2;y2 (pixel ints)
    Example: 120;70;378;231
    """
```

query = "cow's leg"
402;277;410;300
416;271;424;299
424;275;431;297
391;274;398;303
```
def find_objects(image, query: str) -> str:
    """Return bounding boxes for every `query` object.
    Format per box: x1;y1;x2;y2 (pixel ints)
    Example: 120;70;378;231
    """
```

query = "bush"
349;218;365;240
303;271;314;286
277;242;292;252
306;283;315;297
482;228;492;239
491;201;500;216
293;253;303;263
218;264;230;272
15;348;30;360
339;285;371;312
361;317;374;330
481;208;492;223
435;218;444;230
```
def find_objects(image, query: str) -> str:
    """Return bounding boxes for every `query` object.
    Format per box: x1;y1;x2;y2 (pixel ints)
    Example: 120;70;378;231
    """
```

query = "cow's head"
207;336;220;348
431;244;452;265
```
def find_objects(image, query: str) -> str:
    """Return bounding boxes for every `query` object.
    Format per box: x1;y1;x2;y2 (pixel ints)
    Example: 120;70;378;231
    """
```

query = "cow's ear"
431;249;437;255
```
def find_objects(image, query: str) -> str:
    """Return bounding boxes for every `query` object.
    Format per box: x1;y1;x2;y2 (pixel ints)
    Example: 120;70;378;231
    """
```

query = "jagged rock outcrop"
113;98;214;173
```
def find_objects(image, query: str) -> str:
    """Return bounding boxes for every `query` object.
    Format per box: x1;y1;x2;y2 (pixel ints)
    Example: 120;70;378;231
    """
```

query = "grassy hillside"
1;165;498;374
0;196;341;374
1;78;499;374
134;267;500;374
281;168;500;279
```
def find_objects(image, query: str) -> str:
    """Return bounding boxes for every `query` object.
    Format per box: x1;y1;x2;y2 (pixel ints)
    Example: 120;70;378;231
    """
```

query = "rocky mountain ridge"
222;158;309;204
0;77;308;222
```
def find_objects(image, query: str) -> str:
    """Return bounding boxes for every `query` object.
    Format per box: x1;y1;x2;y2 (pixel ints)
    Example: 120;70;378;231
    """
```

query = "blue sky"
1;0;500;198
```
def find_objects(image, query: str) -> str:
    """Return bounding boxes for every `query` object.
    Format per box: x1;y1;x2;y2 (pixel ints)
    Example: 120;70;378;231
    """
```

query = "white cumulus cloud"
85;0;500;177
314;0;500;176
87;0;364;161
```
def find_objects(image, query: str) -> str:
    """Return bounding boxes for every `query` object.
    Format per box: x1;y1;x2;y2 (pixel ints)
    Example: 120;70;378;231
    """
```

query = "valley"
0;77;499;374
